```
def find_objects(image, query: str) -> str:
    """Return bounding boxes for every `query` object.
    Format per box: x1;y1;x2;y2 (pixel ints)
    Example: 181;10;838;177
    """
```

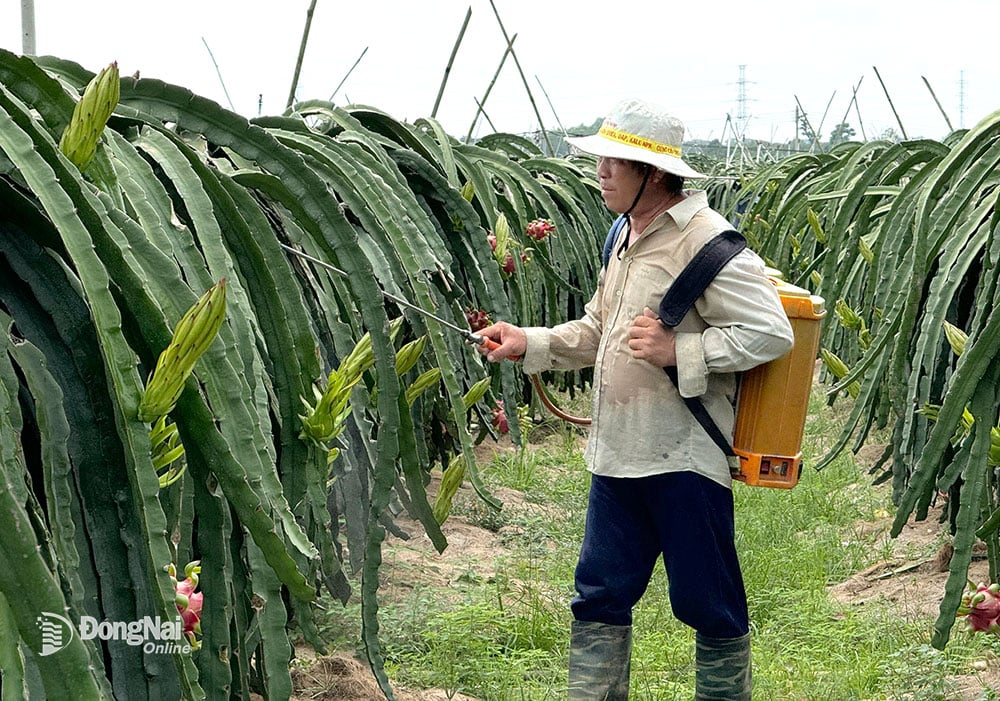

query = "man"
477;99;794;700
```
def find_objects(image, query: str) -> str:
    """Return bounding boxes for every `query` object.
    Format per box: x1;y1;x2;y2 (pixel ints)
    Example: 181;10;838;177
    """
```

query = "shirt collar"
665;189;710;231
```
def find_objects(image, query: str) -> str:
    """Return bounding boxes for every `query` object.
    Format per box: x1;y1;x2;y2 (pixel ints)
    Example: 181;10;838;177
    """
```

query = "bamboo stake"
487;0;554;154
202;38;236;111
329;47;368;102
921;75;954;134
432;7;472;118
853;97;867;142
794;95;823;153
466;34;516;143
814;90;837;149
873;66;907;140
473;97;497;133
286;0;319;110
535;75;567;136
836;76;864;141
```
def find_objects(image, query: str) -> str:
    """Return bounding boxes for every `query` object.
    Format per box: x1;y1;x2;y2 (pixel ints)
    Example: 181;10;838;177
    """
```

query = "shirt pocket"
625;261;674;321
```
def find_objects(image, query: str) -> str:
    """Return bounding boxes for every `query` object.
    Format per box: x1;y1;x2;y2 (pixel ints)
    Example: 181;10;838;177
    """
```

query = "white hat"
566;99;705;179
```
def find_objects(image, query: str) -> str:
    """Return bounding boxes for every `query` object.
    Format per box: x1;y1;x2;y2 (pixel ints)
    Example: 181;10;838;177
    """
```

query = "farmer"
477;99;794;700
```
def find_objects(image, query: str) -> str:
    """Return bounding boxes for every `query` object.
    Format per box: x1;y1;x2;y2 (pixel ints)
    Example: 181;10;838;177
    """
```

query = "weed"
310;390;1000;700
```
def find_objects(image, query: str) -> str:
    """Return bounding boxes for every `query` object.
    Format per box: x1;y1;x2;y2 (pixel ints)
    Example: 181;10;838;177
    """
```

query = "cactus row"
729;112;1000;648
0;48;610;700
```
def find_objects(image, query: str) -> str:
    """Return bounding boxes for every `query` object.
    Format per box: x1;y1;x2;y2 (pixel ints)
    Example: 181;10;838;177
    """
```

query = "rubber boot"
567;620;632;700
694;632;752;700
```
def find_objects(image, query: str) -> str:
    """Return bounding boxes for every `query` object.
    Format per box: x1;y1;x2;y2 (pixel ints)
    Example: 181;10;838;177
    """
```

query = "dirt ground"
286;440;1000;700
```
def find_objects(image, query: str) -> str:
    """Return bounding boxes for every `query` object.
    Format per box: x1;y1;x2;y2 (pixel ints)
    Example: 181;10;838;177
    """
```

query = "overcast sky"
2;1;997;146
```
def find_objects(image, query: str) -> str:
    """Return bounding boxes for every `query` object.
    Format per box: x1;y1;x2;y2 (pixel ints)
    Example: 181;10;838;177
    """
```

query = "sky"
2;1;998;147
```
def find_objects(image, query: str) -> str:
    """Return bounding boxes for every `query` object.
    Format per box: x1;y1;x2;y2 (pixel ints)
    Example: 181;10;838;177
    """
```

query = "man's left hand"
628;307;676;367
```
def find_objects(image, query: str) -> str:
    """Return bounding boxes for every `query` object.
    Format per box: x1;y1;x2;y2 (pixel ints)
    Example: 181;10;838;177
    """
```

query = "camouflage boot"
694;632;752;700
567;620;632;700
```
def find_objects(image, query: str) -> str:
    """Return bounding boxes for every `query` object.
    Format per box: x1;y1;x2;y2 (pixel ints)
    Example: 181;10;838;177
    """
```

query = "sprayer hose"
529;373;591;426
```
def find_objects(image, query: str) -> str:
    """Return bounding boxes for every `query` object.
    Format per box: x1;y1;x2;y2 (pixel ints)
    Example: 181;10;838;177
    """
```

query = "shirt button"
616;289;623;297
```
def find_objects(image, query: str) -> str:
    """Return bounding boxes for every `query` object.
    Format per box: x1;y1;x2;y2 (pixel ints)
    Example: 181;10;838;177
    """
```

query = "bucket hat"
566;99;705;179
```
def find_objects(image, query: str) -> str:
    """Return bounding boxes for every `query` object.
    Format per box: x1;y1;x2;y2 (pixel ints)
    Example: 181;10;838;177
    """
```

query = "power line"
959;70;965;129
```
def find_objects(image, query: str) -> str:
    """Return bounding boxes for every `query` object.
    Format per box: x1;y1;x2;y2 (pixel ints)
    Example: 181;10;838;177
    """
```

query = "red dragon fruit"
500;252;516;274
525;218;555;241
491;400;510;434
168;560;204;649
465;308;493;332
957;580;1000;634
487;230;516;275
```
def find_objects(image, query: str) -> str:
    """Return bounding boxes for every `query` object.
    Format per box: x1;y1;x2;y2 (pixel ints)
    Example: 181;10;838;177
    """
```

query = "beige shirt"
521;190;794;487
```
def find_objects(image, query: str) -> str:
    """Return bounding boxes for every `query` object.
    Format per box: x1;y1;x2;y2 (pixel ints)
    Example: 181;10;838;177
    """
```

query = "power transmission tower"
736;64;749;136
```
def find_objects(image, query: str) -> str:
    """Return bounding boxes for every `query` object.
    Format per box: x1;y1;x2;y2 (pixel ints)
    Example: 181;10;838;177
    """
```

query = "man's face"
596;157;647;214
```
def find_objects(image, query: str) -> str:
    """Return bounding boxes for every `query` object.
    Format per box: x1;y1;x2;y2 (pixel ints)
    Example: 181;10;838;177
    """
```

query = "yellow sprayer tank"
733;278;826;489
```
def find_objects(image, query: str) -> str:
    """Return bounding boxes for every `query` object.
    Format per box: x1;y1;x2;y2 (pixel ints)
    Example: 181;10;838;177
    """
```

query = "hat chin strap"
616;166;652;260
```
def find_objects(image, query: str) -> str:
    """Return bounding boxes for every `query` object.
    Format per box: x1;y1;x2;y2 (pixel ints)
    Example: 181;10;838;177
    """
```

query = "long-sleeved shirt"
521;190;794;488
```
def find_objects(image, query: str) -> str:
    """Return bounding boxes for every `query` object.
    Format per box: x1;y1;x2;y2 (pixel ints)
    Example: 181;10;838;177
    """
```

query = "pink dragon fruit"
957;580;1000;634
465;308;493;332
168;560;203;649
491;401;510;434
525;218;555;241
487;231;516;275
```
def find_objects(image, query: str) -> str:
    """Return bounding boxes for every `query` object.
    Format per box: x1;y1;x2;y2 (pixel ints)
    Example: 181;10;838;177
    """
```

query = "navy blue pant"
571;471;749;639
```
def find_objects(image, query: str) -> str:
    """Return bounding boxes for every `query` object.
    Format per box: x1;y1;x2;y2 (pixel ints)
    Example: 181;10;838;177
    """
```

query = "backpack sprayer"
599;217;826;489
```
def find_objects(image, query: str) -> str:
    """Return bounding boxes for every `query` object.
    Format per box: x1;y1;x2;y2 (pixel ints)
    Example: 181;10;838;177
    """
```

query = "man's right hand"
477;322;527;362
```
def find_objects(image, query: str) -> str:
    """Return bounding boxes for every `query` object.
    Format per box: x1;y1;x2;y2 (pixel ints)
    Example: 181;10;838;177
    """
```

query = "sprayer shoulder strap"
601;215;628;269
656;228;747;465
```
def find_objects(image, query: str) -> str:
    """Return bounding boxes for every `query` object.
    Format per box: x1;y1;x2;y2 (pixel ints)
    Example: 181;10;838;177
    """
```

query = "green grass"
313;394;1000;700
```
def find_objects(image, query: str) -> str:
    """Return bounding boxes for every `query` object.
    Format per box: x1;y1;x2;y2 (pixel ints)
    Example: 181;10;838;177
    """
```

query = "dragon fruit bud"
525;218;555;241
487;232;497;252
59;61;120;171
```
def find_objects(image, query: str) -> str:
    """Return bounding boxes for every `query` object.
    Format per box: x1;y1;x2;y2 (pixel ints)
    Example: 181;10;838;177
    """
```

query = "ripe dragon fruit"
168;560;203;649
491;400;510;434
525;218;555;241
956;580;1000;634
465;308;493;332
487;230;516;275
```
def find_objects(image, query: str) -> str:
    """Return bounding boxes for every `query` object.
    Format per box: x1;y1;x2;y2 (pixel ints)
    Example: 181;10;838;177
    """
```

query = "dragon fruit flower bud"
59;61;120;171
